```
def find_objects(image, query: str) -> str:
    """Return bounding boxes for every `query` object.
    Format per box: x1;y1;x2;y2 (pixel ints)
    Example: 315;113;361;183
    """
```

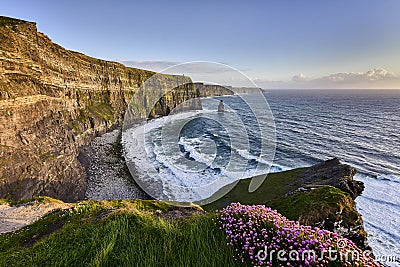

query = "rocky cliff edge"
0;16;199;201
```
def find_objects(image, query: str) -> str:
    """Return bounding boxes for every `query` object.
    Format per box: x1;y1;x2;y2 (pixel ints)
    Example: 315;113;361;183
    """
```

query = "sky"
2;0;400;89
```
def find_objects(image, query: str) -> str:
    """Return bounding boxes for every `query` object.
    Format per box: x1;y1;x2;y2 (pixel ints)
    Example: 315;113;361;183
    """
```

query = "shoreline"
80;128;150;201
88;125;371;252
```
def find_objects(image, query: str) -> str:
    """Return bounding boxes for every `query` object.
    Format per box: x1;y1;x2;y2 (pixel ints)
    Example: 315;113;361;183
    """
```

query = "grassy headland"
0;198;239;267
0;163;368;266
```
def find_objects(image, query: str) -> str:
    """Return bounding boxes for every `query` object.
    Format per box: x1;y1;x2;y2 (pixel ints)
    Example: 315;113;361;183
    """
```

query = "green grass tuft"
0;196;63;207
88;103;115;122
203;168;306;211
0;200;240;267
262;185;366;248
266;186;354;223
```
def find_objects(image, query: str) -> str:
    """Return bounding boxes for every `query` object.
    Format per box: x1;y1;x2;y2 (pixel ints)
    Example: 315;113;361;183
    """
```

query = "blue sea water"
124;89;400;265
265;90;400;266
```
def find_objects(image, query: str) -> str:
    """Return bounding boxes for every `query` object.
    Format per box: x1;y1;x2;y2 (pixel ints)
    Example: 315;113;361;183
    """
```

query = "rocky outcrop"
271;186;370;250
0;16;199;202
204;158;369;250
278;158;368;250
291;158;364;199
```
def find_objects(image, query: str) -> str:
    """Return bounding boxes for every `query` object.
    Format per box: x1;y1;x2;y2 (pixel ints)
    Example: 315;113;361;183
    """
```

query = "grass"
266;186;360;226
70;103;115;133
0;167;364;266
0;200;241;267
201;170;363;242
4;196;66;207
0;199;9;205
77;108;91;123
88;102;115;122
203;168;306;211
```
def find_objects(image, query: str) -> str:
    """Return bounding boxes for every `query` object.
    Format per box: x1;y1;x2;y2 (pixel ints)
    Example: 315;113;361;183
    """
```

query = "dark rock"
295;158;364;199
295;158;369;250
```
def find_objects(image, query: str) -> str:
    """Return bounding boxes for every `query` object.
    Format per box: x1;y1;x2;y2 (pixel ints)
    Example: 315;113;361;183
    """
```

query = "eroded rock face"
0;16;199;202
283;158;368;250
269;185;371;251
193;83;234;97
295;158;364;199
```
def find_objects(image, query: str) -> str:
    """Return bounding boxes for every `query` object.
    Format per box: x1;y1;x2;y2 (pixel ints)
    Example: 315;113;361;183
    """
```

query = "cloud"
315;68;397;83
119;62;400;89
256;68;400;89
309;68;400;88
291;73;308;82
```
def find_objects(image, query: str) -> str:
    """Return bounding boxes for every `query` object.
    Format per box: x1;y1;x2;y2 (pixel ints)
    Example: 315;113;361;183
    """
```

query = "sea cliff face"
0;17;371;252
193;83;234;97
0;17;198;201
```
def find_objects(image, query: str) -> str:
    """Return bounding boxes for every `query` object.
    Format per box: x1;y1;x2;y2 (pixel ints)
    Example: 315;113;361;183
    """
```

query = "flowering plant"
217;203;380;266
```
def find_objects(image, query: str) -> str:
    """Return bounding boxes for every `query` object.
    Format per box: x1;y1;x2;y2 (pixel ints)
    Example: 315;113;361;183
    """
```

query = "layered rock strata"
0;17;199;201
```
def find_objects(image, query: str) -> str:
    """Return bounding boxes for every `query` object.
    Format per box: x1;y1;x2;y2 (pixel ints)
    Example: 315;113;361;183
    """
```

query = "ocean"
267;89;400;266
123;89;400;266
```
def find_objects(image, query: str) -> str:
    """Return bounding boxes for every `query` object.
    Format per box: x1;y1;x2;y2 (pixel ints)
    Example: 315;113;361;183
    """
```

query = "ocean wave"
124;92;400;262
356;172;400;184
178;134;290;176
178;136;216;166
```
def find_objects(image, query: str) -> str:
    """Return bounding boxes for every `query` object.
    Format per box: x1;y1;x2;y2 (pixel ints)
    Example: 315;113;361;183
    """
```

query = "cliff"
204;159;369;250
193;82;234;97
0;17;371;253
231;86;262;94
193;83;263;97
290;157;364;199
0;16;199;202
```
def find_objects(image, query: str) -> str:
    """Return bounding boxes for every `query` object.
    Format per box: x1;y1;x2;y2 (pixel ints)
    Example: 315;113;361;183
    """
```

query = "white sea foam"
354;173;400;266
124;92;400;265
269;164;291;173
122;103;280;202
178;136;216;166
236;148;274;167
122;109;255;202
